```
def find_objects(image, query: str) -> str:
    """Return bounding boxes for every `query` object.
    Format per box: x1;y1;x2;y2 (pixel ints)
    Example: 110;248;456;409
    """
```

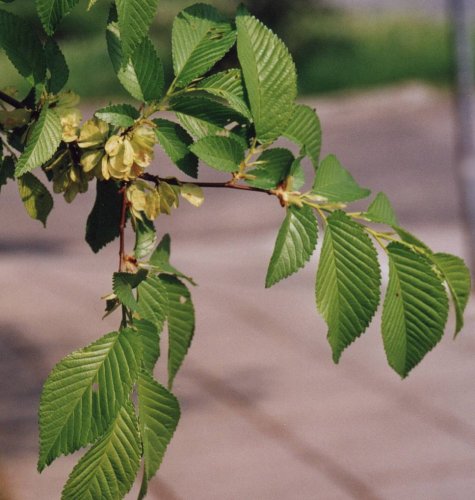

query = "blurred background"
1;1;475;499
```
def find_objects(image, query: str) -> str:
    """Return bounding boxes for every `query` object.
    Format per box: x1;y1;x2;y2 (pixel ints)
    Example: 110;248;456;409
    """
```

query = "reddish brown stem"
118;185;128;272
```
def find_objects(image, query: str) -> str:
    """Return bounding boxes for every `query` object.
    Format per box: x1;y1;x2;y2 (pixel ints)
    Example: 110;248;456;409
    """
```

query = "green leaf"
0;156;15;192
116;0;160;61
153;118;198;178
44;38;69;94
266;205;318;288
430;253;471;337
312;155;370;203
17;172;53;227
288;157;305;191
113;270;148;311
134;217;157;259
106;10;164;102
316;211;381;362
0;9;46;86
36;0;80;35
95;103;139;127
382;243;449;378
172;4;236;88
137;275;168;331
236;7;297;143
86;180;123;253
137;371;180;499
190;135;245;172
15;106;61;177
393;226;431;252
61;402;141;500
246;148;294;189
284;104;322;167
365;192;398;226
161;275;195;388
38;329;142;471
135;319;161;373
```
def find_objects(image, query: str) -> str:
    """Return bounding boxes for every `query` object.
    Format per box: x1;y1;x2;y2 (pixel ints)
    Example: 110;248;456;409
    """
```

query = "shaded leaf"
36;0;80;35
0;156;15;192
44;38;69;94
246;148;294;189
17;172;53;227
134;217;157;259
113;269;148;311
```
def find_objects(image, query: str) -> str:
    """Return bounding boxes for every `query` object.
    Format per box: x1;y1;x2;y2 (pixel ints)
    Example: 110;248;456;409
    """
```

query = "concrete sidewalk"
1;84;474;499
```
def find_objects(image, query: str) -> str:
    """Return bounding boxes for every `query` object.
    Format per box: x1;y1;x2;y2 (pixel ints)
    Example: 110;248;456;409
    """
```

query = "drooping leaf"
266;205;318;288
95;103;139;127
190;135;245;173
153;118;198;178
137;275;168;330
113;269;148;311
137;371;180;499
430;252;471;337
38;329;141;471
115;0;160;60
86;180;123;253
382;243;449;378
134;319;161;373
161;275;195;388
172;4;236;88
0;156;16;192
44;38;69;94
312;154;370;203
61;402;141;500
15;106;61;177
316;211;381;362
134;217;157;259
236;7;297;143
283;104;322;167
246;148;294;189
365;192;398;226
106;10;164;102
36;0;80;35
17;172;53;227
0;9;46;86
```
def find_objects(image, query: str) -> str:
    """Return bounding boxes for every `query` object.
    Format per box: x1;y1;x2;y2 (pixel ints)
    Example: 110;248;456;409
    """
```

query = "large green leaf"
137;371;180;500
38;329;141;471
430;252;471;337
283;104;322;167
95;103;139;127
172;4;236;88
106;10;164;102
86;180;123;253
153;118;198;178
161;275;195;388
17;172;53;227
0;9;46;86
36;0;79;35
246;148;294;189
61;402;141;500
382;243;449;377
236;7;297;143
266;205;318;288
116;0;160;60
365;192;398;226
137;275;168;331
134;319;161;373
190;135;245;172
44;38;69;94
312;155;370;203
316;211;381;362
15;106;61;177
134;217;157;259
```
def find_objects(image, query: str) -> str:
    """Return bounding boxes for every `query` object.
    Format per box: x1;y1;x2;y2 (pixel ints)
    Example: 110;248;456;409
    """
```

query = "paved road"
1;84;474;499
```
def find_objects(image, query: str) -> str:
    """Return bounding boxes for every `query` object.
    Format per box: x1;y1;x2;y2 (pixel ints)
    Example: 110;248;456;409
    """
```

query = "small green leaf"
190;135;245;172
113;270;148;311
382;243;449;378
172;4;236;88
153;118;198;178
95;103;139;127
430;253;471;337
134;217;157;259
17;172;53;227
36;0;80;35
116;0;160;60
236;7;297;143
38;329;141;471
135;319;161;373
137;371;180;499
266;205;318;288
15;106;62;177
161;275;195;388
365;192;398;226
316;211;381;362
61;402;141;500
246;148;294;189
86;180;123;253
393;226;431;252
288;157;305;191
137;275;168;331
284;104;322;167
312;155;370;203
44;38;69;94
